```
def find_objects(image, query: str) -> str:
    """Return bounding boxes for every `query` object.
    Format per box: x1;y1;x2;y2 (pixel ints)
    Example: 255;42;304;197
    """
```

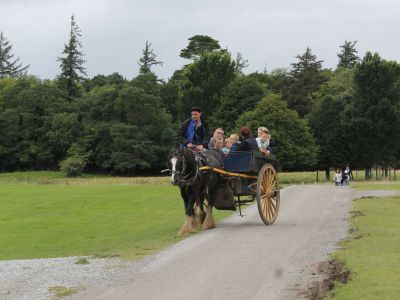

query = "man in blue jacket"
177;107;210;151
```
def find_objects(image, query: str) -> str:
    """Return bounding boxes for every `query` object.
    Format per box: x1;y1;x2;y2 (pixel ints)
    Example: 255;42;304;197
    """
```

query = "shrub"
59;157;86;177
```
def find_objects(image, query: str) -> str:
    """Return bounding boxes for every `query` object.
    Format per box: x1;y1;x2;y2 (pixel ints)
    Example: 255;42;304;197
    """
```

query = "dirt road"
75;185;395;300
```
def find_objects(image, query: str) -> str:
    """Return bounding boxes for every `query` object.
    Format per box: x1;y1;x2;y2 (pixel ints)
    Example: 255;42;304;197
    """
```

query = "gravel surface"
0;186;397;300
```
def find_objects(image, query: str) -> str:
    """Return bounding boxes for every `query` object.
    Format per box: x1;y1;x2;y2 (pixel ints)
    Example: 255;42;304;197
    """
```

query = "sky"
1;0;399;80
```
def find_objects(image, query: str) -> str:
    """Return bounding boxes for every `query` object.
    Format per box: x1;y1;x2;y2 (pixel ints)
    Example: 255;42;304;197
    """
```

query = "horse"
167;147;224;234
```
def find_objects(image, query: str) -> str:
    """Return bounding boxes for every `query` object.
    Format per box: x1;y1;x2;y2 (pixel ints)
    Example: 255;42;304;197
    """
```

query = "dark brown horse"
168;148;223;234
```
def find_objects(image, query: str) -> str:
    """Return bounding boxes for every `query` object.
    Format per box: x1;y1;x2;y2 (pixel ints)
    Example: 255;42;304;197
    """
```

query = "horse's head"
164;148;198;186
166;149;185;186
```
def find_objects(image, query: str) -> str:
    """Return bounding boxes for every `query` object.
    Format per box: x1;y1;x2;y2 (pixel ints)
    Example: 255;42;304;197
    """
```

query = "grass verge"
0;181;231;260
325;193;400;299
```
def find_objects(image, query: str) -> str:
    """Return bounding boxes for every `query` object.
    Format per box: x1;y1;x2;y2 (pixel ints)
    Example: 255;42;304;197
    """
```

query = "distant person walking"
334;170;342;186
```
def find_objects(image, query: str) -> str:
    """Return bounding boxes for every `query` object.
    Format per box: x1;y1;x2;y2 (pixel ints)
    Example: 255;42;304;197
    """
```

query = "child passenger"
256;128;271;155
229;133;240;151
214;137;224;150
222;138;233;155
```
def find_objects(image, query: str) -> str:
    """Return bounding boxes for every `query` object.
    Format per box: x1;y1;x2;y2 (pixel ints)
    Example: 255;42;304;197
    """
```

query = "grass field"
0;172;232;260
327;184;400;299
1;170;399;263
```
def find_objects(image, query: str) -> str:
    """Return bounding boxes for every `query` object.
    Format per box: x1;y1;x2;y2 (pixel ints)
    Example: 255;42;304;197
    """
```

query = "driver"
177;106;210;151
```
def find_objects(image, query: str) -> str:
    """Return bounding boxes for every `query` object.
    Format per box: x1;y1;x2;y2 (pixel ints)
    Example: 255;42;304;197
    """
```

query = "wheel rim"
256;164;280;225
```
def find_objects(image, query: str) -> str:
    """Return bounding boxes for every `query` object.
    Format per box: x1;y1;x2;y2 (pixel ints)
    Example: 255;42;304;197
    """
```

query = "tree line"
1;16;400;178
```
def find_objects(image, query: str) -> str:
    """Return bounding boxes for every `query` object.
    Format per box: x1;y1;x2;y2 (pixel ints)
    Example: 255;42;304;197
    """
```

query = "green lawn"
351;181;400;190
327;185;400;299
0;176;231;260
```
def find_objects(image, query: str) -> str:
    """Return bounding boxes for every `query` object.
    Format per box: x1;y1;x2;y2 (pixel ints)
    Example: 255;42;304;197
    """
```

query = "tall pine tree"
138;41;163;75
180;35;221;60
285;47;327;117
337;40;360;69
57;15;86;100
0;31;29;78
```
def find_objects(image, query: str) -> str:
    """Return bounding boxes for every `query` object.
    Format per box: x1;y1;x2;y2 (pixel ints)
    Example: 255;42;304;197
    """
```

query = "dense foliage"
1;22;400;175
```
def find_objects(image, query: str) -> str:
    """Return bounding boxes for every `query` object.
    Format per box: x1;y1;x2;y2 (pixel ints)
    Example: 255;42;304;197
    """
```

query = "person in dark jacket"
177;107;210;151
236;127;259;151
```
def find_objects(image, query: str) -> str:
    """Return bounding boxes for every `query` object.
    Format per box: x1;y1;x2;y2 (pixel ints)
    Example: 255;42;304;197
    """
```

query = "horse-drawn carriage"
167;148;281;233
200;150;281;225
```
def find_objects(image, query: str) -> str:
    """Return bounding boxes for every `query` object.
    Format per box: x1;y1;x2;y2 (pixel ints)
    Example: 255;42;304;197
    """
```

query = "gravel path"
0;186;397;300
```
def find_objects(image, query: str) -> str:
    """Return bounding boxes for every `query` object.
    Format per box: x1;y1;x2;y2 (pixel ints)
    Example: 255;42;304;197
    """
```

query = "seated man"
177;106;210;151
208;128;224;149
236;127;259;151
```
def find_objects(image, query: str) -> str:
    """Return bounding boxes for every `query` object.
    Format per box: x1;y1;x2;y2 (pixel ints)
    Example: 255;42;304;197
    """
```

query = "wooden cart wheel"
256;164;280;225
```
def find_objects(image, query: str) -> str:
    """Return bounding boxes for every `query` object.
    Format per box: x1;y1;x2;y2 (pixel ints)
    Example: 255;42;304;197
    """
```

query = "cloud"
1;0;400;79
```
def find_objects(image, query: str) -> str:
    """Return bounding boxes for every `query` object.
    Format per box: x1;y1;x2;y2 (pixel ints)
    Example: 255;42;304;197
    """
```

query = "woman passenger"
236;127;259;151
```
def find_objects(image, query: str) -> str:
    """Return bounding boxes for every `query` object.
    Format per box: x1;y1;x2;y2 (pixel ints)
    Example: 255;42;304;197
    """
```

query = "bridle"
170;150;200;187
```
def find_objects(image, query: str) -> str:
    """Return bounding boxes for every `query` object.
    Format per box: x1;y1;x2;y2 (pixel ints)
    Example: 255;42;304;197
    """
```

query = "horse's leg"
179;189;197;234
202;201;215;230
193;196;205;228
202;175;219;230
202;191;216;230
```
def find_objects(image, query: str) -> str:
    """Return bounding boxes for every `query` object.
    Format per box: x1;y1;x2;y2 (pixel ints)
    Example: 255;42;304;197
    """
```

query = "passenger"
177;106;210;151
208;128;224;149
229;133;240;151
214;137;224;150
236;127;259;151
256;128;271;155
257;126;268;138
222;137;233;155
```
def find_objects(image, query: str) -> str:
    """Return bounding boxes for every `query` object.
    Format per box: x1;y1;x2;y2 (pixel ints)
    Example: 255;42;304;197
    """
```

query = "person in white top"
256;127;271;155
334;170;342;186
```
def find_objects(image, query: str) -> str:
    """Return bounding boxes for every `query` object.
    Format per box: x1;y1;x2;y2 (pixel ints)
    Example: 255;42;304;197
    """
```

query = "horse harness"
179;150;223;188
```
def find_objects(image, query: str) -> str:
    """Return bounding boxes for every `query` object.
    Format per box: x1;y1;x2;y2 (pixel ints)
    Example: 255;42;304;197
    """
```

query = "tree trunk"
365;168;372;180
325;168;330;181
385;167;388;178
316;170;319;182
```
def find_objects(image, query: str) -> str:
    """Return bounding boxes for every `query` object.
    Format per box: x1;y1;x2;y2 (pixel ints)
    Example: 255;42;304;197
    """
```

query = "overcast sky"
1;0;399;80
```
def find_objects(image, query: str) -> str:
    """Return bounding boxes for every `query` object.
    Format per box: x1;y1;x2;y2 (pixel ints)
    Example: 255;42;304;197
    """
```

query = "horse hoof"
202;223;216;230
179;222;198;234
179;227;198;235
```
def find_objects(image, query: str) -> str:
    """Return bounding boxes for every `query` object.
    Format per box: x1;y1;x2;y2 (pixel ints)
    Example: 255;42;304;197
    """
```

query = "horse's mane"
183;148;197;170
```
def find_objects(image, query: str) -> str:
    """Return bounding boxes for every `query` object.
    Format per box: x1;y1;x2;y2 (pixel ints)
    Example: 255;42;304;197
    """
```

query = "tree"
337;40;360;69
180;51;236;118
180;35;221;60
308;68;355;178
237;94;318;170
0;76;55;170
47;112;81;162
344;52;400;177
138;41;163;75
285;47;328;117
83;72;126;92
235;52;249;74
0;31;29;78
57;15;87;100
209;75;267;131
